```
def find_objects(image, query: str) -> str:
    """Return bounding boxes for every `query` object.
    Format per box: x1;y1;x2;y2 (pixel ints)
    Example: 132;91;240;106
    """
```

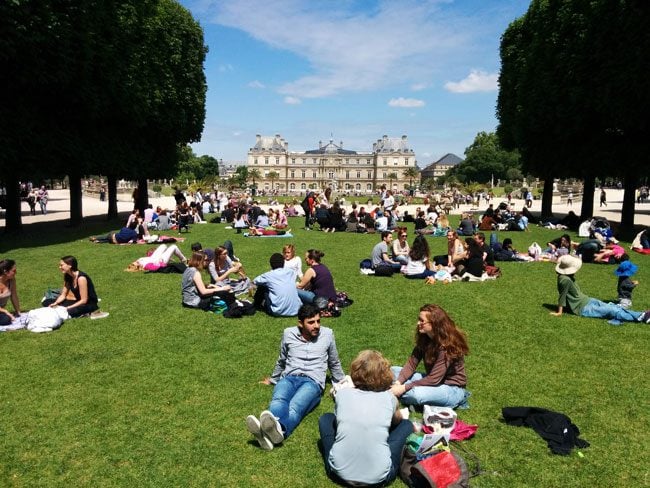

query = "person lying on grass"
550;254;650;324
246;304;345;451
126;244;187;272
181;252;235;311
319;350;412;486
390;304;471;409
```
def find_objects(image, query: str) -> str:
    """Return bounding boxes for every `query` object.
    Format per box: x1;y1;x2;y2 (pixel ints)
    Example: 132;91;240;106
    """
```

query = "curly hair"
349;350;394;392
415;304;469;364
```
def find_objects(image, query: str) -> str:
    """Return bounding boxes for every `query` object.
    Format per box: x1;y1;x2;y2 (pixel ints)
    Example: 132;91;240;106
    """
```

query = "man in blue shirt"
246;304;345;450
252;253;302;317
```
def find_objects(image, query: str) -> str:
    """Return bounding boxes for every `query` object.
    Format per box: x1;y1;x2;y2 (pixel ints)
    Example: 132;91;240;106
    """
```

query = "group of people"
370;228;498;281
179;242;339;318
0;255;106;328
246;303;470;487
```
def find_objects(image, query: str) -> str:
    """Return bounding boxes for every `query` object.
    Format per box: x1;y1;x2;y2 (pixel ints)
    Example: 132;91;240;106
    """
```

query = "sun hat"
615;260;638;277
555;255;582;275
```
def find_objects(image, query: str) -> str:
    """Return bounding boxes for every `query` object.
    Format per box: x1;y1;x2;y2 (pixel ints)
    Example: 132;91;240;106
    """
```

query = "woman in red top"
390;304;470;408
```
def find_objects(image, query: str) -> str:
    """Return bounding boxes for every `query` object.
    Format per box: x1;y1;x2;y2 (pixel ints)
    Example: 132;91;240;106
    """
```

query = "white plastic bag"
27;306;69;333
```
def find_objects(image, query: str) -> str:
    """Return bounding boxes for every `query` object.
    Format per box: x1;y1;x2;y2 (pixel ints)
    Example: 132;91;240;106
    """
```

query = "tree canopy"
447;132;520;184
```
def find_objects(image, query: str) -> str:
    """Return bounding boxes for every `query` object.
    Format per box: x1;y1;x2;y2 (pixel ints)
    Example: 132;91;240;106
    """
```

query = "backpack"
400;442;471;488
373;265;394;277
300;193;312;214
359;258;373;269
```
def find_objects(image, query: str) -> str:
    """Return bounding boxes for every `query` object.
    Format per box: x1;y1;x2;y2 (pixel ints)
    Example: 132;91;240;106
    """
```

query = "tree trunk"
619;172;637;239
2;175;23;233
68;173;83;226
136;178;149;215
580;174;596;220
107;175;118;220
541;178;554;220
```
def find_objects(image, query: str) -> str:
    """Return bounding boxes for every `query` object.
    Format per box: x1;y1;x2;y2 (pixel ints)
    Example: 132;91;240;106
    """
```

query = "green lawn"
1;216;649;487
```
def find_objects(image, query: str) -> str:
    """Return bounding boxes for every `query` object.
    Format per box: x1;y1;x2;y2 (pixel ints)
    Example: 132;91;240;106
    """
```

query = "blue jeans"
297;289;315;304
269;375;322;438
404;270;436;279
580;298;642;322
391;366;469;409
318;413;413;487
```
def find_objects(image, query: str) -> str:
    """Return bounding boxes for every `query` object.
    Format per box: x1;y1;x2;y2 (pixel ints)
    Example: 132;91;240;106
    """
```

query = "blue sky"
180;0;531;166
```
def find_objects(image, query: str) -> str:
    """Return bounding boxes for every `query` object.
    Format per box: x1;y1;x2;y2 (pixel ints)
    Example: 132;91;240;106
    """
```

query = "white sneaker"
246;415;273;451
260;410;284;445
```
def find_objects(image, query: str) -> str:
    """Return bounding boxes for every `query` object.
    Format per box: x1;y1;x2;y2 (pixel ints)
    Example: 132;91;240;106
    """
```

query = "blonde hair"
349;350;394;392
283;244;296;259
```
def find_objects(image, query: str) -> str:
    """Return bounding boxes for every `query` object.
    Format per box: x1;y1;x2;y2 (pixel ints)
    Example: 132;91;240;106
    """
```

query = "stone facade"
247;134;416;193
420;153;463;181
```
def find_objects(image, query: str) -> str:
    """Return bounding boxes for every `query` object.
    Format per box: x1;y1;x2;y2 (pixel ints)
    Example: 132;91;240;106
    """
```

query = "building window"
394;159;398;165
265;183;270;189
383;158;387;165
312;171;317;178
357;171;361;178
291;158;295;164
290;183;295;190
328;171;334;179
367;159;372;164
290;170;295;178
301;183;306;190
265;157;269;165
264;171;269;177
367;183;372;190
346;171;350;178
254;158;258;165
301;170;306;178
367;171;372;178
356;183;361;190
275;157;280;165
383;172;387;178
345;159;349;164
356;158;360;164
302;158;306;164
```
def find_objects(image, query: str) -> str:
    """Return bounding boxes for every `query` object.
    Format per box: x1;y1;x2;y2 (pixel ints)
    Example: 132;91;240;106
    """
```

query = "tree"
403;167;420;190
267;171;280;190
449;132;520;185
248;168;261;190
387;172;398;190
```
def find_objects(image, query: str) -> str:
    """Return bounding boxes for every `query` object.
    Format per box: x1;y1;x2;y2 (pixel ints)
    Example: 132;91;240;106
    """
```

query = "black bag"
373;265;394;277
223;300;256;318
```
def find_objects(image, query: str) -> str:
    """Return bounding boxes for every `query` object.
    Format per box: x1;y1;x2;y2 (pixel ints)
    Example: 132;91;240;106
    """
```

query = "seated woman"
315;204;331;231
42;256;100;318
208;246;251;295
391;304;470;409
326;202;346;233
234;207;249;233
392;227;410;264
446;230;467;274
0;259;21;325
319;350;413;486
296;249;337;305
181;252;235;310
464;237;486;278
283;202;298;217
155;209;172;230
457;213;475;236
404;235;436;280
126;244;187;272
283;244;303;280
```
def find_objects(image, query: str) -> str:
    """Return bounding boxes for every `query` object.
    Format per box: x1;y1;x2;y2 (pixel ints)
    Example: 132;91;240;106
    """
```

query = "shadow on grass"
0;211;132;252
541;303;557;312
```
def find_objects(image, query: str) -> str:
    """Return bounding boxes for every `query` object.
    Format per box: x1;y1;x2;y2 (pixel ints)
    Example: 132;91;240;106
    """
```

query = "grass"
1;216;649;487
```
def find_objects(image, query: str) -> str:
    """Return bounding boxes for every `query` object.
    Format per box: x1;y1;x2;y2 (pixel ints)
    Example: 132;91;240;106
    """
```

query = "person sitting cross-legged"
246;304;345;451
252;253;302;317
371;231;402;272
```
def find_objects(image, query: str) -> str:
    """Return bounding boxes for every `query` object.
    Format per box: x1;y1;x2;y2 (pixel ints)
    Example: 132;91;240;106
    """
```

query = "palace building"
246;134;417;193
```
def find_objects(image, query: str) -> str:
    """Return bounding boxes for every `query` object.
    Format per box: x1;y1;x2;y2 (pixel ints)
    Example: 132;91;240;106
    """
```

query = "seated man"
252;253;302;317
371;231;402;271
246;304;345;450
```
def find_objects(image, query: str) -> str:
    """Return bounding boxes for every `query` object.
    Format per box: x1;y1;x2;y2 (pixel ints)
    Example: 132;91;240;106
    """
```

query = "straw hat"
555;255;582;275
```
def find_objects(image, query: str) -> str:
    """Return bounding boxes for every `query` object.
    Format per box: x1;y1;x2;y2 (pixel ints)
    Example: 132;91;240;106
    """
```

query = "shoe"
90;311;109;320
246;415;273;451
260;410;284;445
640;310;650;323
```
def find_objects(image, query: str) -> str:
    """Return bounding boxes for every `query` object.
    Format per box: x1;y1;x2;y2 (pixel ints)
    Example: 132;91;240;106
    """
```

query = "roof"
250;135;287;153
305;139;357;155
374;135;413;153
435;153;463;165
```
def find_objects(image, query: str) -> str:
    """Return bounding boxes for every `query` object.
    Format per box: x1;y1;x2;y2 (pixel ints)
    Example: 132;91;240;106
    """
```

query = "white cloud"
218;63;233;72
411;82;428;91
444;69;498;93
232;131;242;137
247;80;265;89
203;1;471;99
284;96;301;105
388;97;425;108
